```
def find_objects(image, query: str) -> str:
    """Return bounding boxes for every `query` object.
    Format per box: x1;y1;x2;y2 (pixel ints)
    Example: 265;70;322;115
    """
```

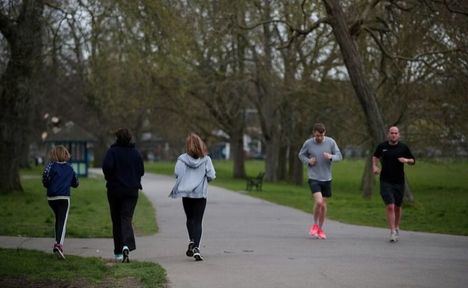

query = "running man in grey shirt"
298;123;342;239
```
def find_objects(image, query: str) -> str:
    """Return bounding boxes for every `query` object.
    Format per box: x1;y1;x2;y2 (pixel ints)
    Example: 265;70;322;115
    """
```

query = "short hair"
186;133;207;159
49;145;71;162
115;128;132;145
388;126;399;132
313;123;326;134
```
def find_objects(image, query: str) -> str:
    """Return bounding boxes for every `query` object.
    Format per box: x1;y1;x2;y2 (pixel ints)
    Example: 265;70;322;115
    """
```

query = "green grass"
0;166;157;237
145;159;468;235
0;248;166;288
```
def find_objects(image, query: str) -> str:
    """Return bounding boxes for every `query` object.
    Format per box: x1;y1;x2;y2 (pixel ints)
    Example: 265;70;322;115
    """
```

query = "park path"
1;171;468;288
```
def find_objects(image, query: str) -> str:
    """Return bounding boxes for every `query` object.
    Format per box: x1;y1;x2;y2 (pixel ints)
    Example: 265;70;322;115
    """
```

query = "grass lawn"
146;159;468;235
0;248;166;288
0;166;157;237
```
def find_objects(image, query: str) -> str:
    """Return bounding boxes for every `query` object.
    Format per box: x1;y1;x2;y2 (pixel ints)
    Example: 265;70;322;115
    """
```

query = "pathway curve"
1;172;468;288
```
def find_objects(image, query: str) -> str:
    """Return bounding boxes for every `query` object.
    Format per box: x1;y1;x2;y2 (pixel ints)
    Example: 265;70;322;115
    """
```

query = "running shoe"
53;243;65;260
389;231;398;242
395;228;400;241
122;246;130;263
192;247;203;261
317;228;327;239
309;224;319;237
114;253;124;262
186;241;195;257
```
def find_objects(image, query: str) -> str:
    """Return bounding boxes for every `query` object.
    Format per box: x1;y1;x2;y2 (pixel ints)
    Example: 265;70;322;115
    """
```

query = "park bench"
246;172;265;192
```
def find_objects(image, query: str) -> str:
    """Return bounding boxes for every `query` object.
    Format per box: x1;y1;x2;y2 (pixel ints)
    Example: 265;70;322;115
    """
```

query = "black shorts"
380;181;405;207
308;179;332;198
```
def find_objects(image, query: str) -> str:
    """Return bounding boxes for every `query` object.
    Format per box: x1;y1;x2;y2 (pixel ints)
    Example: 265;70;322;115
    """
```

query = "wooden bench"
246;172;265;192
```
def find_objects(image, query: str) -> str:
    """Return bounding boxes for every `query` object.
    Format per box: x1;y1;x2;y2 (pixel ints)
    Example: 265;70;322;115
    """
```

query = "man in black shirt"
372;126;415;242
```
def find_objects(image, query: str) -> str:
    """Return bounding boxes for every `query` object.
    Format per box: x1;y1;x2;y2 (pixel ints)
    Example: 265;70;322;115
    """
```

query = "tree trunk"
277;144;287;181
323;0;390;197
0;0;44;193
264;136;280;182
230;129;246;178
361;155;374;198
323;0;386;143
288;144;304;185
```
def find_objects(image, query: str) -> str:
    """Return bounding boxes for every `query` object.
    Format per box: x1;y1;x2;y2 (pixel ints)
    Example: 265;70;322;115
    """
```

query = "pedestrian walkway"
1;172;468;288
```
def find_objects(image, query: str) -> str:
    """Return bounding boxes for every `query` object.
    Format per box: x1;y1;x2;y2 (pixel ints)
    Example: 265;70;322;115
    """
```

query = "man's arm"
298;140;316;166
323;140;343;162
372;156;381;175
397;157;415;165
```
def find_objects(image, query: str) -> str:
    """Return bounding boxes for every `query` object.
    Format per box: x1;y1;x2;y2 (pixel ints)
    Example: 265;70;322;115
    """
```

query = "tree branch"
365;27;462;64
443;0;468;16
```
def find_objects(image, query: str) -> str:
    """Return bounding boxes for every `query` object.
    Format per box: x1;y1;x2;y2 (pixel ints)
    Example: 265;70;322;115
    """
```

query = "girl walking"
42;145;79;259
170;133;216;261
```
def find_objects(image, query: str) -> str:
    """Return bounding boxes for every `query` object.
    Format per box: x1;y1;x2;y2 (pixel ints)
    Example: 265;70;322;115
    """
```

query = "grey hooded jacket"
169;153;216;199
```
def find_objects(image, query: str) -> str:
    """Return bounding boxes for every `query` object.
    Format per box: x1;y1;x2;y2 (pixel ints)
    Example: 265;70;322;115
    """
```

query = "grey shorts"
380;181;405;207
308;179;332;198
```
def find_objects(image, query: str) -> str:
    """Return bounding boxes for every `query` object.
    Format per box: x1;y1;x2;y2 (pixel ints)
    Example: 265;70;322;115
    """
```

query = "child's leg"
48;199;70;245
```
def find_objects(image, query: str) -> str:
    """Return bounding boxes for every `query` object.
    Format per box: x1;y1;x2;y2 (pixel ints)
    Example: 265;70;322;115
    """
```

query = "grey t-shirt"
298;136;342;181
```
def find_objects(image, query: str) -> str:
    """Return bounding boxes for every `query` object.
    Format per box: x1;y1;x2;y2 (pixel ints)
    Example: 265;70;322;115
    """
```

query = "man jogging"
299;123;342;239
372;126;415;242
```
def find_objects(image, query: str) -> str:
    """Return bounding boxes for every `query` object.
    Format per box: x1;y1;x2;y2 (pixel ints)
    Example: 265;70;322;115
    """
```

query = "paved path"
1;172;468;288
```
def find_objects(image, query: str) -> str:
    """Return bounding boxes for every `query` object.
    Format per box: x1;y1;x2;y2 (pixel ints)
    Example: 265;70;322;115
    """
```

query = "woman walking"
170;133;216;261
102;128;144;263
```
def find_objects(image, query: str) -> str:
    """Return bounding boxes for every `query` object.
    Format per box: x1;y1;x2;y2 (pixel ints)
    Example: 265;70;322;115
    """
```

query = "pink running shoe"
309;224;319;237
53;243;65;260
317;228;327;239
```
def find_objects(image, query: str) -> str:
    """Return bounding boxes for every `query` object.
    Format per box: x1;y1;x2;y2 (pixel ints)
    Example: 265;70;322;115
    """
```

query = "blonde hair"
49;145;71;162
185;133;207;159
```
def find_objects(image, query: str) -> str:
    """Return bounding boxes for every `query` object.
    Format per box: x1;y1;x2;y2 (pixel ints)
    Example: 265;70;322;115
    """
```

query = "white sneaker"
122;246;130;263
114;253;123;262
192;247;203;261
395;229;400;241
389;231;398;242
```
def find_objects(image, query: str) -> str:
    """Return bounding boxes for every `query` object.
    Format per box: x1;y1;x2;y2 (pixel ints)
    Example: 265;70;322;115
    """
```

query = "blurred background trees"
1;0;466;194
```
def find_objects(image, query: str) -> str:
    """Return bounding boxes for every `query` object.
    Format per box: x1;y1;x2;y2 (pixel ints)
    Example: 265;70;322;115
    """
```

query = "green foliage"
146;159;468;235
0;248;166;288
0;168;157;237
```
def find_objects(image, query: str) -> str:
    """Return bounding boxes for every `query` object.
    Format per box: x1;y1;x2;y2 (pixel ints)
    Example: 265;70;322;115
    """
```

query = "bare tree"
0;0;44;193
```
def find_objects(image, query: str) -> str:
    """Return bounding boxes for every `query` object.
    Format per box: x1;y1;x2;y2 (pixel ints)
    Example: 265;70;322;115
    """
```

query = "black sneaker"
186;242;195;257
122;246;130;263
192;247;203;261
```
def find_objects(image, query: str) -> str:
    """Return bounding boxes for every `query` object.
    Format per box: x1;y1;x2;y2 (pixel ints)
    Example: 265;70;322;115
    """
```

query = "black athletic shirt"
373;141;415;184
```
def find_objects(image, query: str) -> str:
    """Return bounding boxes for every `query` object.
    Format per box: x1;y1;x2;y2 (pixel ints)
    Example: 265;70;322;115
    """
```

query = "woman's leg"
121;192;138;251
107;190;122;255
191;198;207;248
182;197;196;242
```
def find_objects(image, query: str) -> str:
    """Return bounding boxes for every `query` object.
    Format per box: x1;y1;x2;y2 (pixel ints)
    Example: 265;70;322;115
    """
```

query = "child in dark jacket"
42;145;79;259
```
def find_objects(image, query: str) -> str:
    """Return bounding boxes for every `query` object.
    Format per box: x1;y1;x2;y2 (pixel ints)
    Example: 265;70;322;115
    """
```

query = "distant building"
43;121;96;177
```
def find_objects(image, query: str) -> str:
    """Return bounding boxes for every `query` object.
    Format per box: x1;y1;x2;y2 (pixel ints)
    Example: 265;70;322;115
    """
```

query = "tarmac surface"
1;171;468;288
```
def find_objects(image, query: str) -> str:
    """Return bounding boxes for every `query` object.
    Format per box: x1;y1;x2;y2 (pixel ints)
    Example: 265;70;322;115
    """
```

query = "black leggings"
182;197;207;248
107;189;139;254
48;199;70;245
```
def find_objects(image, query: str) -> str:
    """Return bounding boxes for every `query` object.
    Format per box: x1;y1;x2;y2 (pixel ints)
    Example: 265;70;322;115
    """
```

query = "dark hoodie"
102;142;144;191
